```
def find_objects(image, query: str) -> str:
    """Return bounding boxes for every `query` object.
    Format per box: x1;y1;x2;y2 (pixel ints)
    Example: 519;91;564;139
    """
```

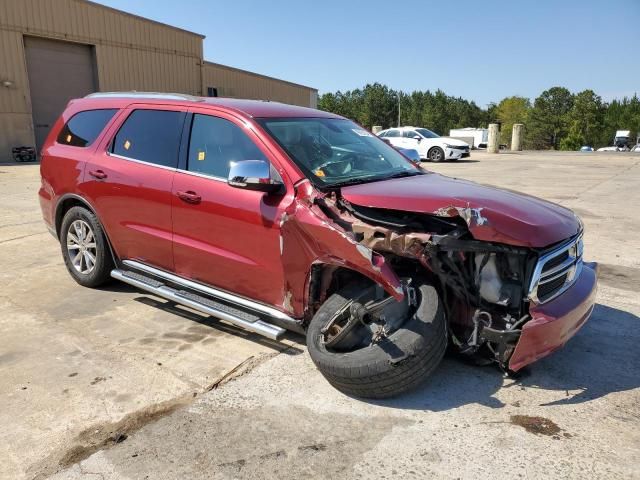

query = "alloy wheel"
66;219;98;274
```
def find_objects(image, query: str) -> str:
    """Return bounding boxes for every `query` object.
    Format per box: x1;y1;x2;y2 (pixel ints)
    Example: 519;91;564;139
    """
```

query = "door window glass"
385;129;400;138
57;109;118;147
112;109;185;168
187;114;267;178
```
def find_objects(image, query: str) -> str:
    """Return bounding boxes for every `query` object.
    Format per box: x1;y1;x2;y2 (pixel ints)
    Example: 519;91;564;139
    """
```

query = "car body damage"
339;173;582;248
279;172;596;372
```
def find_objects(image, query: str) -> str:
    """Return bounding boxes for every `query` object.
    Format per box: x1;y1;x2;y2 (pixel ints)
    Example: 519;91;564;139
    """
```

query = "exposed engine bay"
309;190;540;370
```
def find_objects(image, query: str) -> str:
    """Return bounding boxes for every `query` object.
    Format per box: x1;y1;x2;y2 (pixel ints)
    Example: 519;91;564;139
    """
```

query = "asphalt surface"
1;151;638;479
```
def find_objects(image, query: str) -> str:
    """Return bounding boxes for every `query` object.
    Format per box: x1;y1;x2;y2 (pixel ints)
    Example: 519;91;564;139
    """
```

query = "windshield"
416;128;439;139
258;118;421;187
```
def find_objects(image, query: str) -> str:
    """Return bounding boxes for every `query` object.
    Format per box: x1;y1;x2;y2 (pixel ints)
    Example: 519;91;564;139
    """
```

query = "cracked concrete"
1;151;640;479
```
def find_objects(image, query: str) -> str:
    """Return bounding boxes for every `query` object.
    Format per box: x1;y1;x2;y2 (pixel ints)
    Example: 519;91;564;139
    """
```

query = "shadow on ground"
103;281;638;412
132;294;304;354
371;303;639;411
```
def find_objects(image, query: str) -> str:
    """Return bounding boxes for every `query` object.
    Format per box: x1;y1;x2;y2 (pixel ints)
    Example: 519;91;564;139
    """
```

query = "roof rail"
85;91;201;101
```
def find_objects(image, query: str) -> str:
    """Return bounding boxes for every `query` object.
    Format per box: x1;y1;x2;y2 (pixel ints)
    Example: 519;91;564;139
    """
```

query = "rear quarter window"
57;109;118;147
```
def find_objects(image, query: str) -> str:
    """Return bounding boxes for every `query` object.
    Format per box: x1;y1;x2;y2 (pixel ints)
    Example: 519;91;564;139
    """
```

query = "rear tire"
428;147;445;162
60;206;113;288
306;280;447;399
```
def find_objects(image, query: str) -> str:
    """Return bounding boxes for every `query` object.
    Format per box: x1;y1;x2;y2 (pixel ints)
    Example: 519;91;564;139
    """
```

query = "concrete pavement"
1;151;639;479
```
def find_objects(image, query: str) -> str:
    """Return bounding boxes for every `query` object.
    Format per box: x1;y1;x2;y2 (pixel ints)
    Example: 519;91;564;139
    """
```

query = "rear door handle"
176;190;201;204
89;169;107;180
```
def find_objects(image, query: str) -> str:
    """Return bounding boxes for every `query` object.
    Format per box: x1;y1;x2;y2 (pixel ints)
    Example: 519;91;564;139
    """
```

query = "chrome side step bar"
122;260;296;324
111;269;286;341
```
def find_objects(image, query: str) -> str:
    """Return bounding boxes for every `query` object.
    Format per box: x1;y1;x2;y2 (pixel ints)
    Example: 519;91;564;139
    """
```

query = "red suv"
39;93;598;398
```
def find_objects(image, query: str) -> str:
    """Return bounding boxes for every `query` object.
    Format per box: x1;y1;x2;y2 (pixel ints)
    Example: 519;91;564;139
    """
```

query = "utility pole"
397;92;401;127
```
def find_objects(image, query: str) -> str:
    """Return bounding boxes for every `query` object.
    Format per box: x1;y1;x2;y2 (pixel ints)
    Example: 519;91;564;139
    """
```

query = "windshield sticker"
352;129;373;137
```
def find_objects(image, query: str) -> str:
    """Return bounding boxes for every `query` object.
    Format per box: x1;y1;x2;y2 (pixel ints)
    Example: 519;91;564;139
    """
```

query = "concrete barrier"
487;123;500;153
511;123;524;151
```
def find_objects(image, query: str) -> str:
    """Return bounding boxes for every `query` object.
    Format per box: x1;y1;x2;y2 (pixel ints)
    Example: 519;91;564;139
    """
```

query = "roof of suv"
78;92;339;119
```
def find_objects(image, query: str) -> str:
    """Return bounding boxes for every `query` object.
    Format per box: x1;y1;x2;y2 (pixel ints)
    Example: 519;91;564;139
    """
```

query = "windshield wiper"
385;170;423;180
325;170;422;189
326;176;386;188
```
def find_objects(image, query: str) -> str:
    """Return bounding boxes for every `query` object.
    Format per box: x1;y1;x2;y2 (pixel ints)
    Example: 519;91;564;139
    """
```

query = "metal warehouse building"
0;0;318;161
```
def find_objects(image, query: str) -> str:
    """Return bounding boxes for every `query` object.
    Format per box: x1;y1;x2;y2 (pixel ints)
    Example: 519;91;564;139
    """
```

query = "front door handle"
89;169;107;180
176;190;201;204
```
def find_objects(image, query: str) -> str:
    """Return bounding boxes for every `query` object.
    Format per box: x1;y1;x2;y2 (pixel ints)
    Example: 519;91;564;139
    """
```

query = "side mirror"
412;135;422;142
228;160;283;194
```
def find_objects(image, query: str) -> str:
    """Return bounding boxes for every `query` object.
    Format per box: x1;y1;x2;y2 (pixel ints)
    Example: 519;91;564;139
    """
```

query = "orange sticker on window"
314;169;325;177
198;151;205;161
66;134;72;143
124;140;131;150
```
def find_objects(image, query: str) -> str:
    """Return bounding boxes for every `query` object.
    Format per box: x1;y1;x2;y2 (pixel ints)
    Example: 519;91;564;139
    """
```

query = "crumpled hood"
340;173;580;248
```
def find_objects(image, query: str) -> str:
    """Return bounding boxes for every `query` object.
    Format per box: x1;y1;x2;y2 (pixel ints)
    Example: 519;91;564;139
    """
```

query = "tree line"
317;83;640;150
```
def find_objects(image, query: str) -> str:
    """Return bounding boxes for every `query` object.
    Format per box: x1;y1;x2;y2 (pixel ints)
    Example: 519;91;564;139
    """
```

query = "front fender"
279;181;403;318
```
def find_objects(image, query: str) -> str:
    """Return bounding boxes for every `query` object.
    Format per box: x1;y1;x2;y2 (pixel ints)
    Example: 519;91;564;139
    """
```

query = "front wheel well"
306;256;432;323
306;265;376;323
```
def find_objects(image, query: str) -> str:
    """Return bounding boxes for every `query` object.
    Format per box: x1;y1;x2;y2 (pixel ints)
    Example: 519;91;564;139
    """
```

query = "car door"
384;129;403;148
79;105;186;271
171;109;292;308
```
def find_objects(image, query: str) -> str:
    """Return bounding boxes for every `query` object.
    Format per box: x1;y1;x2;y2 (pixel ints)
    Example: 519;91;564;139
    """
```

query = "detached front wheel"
306;280;447;399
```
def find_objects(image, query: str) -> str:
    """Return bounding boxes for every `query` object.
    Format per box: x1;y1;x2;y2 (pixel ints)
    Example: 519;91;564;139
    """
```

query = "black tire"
60;206;113;288
428;147;445;162
306;280;447;399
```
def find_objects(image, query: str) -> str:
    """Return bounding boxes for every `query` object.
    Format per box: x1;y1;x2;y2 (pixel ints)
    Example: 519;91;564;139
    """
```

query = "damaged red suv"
39;93;598;398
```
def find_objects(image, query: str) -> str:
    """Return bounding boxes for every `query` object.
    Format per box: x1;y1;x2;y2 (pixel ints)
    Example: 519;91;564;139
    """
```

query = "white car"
377;126;470;162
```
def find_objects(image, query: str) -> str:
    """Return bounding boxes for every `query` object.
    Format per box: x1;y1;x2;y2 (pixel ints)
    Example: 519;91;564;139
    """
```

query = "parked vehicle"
12;146;36;162
39;93;598;398
580;146;594;152
377;126;470;162
598;130;635;151
380;137;421;164
597;146;621;152
449;127;488;149
614;130;632;150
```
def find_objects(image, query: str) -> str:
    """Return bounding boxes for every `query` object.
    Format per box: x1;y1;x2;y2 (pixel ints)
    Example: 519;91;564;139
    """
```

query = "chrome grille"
528;235;584;304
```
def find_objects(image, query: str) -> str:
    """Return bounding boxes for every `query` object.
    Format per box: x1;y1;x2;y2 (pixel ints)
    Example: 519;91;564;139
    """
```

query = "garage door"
24;36;97;151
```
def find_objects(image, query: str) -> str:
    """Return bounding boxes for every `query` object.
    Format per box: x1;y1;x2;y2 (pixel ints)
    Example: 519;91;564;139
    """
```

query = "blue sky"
95;0;639;106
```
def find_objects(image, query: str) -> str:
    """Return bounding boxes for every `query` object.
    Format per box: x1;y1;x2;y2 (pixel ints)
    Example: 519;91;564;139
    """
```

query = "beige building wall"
0;0;318;161
0;0;204;160
204;62;318;109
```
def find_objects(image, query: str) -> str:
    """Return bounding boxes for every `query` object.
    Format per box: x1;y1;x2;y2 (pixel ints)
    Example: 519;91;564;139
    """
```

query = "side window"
57;109;118;147
187;114;267;179
386;129;400;138
112;109;185;168
403;130;418;138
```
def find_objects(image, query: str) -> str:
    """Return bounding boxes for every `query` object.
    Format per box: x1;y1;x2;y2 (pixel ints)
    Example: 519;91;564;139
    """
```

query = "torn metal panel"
278;180;404;318
433;205;488;227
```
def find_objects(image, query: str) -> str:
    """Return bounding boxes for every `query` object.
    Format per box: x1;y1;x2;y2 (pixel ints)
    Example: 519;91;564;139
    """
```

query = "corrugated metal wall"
0;0;318;161
204;62;317;109
0;0;204;160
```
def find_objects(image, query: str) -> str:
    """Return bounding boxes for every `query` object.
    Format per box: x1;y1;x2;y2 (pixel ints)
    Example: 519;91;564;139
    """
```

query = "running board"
121;259;297;325
111;269;286;341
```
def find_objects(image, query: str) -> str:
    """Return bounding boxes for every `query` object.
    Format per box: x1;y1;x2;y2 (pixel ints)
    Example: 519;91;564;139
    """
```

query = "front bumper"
508;261;598;371
445;147;469;160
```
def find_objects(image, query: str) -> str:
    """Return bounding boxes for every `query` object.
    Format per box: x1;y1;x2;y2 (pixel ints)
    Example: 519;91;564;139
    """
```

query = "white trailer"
449;128;488;149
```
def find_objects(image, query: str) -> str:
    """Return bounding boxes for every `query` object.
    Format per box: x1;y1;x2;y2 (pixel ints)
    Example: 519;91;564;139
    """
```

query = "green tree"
495;96;531;146
559;124;585;151
526;87;574;149
562;90;604;149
